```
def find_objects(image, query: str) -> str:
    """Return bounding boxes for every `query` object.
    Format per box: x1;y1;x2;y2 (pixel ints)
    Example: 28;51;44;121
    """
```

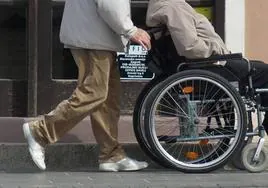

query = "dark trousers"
225;60;268;130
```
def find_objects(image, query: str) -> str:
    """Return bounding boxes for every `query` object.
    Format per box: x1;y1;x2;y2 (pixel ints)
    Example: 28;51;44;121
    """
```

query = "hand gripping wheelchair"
132;27;268;173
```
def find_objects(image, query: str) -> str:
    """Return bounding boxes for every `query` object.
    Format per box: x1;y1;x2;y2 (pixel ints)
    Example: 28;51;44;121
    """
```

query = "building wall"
225;0;245;54
0;6;27;80
245;0;268;63
2;0;268;116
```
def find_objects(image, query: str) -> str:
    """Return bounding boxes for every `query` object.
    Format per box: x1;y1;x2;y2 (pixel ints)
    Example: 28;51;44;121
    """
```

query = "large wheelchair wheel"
133;75;170;166
231;111;254;170
144;69;247;173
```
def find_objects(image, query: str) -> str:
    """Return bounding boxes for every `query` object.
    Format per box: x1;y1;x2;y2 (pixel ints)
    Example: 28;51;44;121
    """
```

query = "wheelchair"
132;27;268;173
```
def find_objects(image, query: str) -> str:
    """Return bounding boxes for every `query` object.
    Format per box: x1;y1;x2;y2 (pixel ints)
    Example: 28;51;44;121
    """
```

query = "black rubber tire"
133;75;170;167
231;123;254;170
144;69;247;173
231;140;249;170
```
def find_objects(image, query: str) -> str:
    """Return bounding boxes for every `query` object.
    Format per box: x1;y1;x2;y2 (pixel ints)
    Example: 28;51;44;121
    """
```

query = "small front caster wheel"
242;143;268;173
231;141;247;170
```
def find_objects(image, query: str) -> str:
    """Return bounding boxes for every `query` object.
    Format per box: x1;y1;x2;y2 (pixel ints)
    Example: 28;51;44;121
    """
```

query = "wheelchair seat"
146;31;245;83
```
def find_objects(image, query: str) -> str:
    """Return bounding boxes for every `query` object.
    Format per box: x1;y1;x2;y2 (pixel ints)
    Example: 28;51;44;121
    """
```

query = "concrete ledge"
0;116;162;172
0;116;136;143
0;116;265;172
1;142;263;173
0;143;164;172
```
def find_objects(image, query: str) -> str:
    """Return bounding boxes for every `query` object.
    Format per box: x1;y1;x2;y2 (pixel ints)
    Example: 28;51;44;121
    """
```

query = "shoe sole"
99;166;148;172
99;167;118;172
23;123;46;170
118;164;149;171
99;163;148;172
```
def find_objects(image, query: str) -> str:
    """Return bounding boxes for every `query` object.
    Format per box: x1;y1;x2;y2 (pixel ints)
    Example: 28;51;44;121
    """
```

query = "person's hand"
129;28;151;50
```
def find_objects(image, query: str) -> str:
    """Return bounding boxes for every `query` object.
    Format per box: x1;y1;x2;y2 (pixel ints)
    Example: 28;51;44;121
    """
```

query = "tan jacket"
146;0;229;59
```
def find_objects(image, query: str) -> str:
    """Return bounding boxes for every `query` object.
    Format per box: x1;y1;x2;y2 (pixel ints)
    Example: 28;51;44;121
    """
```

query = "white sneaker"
99;157;148;172
23;123;46;170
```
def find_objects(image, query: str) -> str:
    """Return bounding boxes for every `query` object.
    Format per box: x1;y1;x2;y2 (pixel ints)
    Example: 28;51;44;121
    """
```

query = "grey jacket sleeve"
95;0;137;39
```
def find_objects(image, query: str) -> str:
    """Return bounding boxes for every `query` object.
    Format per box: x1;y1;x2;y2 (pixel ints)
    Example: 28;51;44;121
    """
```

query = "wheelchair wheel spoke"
199;81;215;116
166;90;190;119
144;70;246;172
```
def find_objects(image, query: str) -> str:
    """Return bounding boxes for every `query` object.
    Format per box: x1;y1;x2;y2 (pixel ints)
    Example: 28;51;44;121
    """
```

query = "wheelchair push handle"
126;26;167;53
146;26;167;37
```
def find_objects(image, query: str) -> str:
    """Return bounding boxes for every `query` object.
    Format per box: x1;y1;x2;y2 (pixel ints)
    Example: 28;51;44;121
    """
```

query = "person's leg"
250;61;268;89
262;112;268;131
89;53;125;163
33;49;114;143
89;52;148;171
23;49;113;169
226;60;268;133
250;61;268;133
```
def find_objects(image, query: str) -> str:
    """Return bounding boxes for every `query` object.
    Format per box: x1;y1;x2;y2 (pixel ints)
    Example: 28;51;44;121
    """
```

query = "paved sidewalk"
0;170;268;188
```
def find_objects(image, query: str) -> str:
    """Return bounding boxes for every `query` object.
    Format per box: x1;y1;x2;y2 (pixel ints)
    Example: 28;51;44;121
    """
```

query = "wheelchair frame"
132;27;268;173
182;54;268;171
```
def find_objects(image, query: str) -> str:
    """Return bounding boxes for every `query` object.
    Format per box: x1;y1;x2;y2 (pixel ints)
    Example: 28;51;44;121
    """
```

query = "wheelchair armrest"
185;53;243;63
147;26;166;35
146;26;167;39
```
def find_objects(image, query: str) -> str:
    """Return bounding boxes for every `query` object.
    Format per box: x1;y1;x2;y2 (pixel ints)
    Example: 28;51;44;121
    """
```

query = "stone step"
0;143;163;172
0;116;267;172
0;116;136;143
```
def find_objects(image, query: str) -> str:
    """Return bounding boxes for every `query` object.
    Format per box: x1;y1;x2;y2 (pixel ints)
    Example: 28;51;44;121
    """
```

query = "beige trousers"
30;49;126;162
